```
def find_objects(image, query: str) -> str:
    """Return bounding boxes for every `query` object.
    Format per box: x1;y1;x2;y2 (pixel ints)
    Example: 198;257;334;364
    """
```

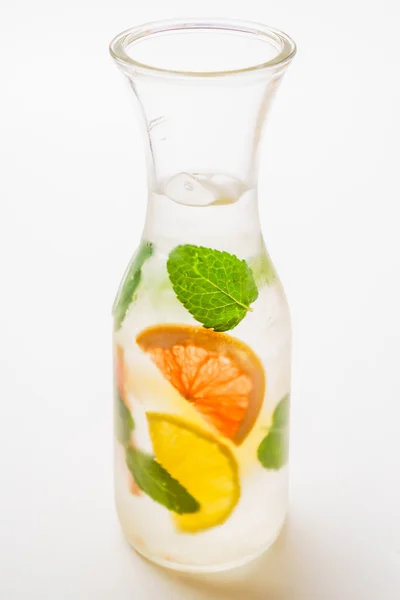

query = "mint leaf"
113;241;153;329
257;395;290;470
249;250;277;288
273;394;290;428
125;447;200;515
257;431;286;470
115;391;134;448
167;245;258;332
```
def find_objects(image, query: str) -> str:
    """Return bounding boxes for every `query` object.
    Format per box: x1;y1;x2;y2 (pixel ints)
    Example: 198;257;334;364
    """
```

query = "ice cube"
164;173;218;207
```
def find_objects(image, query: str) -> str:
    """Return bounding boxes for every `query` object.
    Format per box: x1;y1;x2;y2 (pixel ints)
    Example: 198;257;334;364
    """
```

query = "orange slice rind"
137;324;265;444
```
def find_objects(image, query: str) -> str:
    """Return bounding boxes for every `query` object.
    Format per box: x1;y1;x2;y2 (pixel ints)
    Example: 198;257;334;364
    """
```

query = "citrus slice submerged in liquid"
147;413;240;532
137;324;265;444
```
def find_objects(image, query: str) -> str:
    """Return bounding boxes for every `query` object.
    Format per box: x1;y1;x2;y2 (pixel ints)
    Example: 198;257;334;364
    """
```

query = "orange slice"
136;325;265;444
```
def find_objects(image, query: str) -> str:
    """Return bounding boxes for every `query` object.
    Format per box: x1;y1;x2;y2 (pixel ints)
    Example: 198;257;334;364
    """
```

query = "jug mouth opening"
109;18;296;79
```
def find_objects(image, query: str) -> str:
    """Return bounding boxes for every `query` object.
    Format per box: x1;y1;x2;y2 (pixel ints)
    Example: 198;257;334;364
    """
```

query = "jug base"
128;522;285;574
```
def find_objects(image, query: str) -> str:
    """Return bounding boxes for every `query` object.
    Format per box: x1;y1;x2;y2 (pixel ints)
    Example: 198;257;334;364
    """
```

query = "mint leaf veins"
167;245;258;332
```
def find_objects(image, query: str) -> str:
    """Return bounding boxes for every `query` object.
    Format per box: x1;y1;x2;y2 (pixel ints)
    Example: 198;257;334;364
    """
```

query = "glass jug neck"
110;19;296;257
130;73;281;257
133;73;278;257
131;73;282;193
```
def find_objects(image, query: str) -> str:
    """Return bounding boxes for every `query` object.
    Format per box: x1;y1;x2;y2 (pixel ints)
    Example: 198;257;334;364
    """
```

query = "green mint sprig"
113;241;153;330
249;250;277;288
125;447;200;515
167;245;258;332
257;394;290;470
114;390;199;514
115;391;134;448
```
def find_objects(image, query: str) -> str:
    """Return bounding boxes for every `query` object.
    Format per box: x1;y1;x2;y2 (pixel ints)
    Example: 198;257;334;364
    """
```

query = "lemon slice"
147;413;240;533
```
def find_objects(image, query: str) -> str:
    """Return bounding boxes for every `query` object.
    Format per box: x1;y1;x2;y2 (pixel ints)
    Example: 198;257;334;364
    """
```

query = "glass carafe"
110;19;296;572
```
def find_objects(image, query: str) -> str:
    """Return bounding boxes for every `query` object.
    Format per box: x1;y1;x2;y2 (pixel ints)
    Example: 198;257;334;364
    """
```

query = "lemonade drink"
113;176;291;571
110;18;296;572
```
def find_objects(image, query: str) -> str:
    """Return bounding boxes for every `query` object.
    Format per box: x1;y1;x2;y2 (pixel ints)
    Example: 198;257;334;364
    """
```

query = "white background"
1;0;399;598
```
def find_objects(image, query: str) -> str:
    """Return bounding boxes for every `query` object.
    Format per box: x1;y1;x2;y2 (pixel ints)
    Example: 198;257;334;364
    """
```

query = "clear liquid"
114;174;291;570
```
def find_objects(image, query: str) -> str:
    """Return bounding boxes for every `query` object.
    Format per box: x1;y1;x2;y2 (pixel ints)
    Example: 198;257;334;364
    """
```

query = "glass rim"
109;18;297;79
